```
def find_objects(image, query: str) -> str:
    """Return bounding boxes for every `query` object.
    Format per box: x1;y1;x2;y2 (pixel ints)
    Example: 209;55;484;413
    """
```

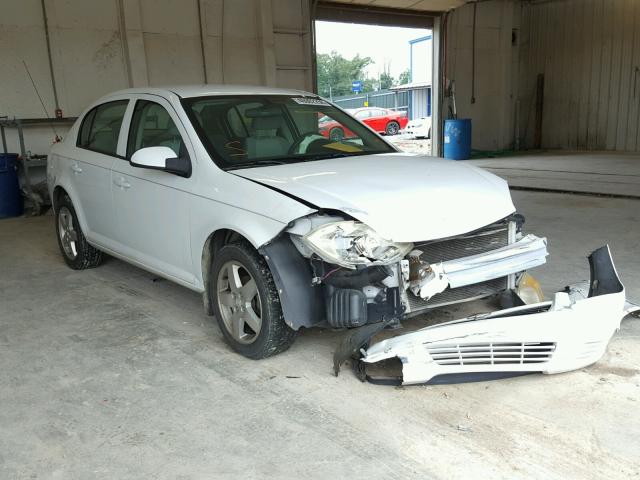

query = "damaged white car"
47;86;637;384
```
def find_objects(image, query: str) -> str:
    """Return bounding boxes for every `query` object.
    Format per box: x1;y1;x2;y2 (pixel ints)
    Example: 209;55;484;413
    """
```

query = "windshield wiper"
224;159;290;171
295;151;385;162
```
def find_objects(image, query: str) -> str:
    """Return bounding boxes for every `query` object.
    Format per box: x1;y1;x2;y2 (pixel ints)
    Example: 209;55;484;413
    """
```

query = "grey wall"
444;0;519;152
519;0;640;151
445;0;640;153
0;0;313;154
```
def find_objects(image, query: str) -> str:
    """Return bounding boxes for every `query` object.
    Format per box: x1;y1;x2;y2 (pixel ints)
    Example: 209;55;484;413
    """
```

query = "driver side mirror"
130;146;191;178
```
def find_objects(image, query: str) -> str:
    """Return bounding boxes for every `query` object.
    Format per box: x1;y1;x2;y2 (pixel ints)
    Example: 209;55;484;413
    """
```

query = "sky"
314;21;431;80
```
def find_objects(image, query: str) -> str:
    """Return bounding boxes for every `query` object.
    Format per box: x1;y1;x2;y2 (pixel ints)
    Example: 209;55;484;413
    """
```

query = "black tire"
329;127;345;142
385;121;400;136
55;194;103;270
210;241;297;359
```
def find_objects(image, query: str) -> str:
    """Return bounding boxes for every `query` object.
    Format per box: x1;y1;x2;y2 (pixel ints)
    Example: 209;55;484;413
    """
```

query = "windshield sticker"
292;97;330;106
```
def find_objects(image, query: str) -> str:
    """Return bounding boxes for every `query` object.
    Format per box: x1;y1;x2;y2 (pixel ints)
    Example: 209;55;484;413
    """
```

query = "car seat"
247;109;291;158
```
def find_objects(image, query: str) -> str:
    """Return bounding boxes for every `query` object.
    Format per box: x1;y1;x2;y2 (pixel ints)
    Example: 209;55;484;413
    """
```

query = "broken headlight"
302;221;413;269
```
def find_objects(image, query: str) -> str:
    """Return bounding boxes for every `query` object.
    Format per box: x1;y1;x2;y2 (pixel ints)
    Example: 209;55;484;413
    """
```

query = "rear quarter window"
77;100;128;156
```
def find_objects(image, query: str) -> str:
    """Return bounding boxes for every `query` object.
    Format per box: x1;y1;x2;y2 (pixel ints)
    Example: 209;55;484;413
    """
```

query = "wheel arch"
51;183;89;232
201;228;253;315
52;185;67;212
200;228;324;330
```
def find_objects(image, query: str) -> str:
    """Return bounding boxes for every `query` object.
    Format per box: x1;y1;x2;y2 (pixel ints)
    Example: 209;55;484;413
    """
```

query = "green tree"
379;72;394;90
398;69;411;86
316;51;374;98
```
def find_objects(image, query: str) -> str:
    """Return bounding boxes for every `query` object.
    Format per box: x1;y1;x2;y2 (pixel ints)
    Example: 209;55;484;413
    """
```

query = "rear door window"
77;100;128;156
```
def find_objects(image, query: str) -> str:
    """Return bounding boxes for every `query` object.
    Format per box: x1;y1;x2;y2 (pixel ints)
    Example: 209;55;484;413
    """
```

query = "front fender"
260;234;325;330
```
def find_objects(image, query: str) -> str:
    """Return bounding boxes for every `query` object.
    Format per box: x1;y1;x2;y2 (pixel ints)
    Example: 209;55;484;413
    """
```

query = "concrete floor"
1;190;639;479
469;151;640;198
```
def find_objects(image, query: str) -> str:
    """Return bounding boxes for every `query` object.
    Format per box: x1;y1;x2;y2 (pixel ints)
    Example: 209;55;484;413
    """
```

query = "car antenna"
22;59;60;142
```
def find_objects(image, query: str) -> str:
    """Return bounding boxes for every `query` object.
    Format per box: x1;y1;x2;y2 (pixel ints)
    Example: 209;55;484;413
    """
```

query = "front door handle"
71;163;82;174
113;176;131;190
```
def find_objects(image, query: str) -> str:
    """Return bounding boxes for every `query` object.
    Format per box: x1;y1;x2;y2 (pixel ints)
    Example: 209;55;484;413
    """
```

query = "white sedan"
47;85;634;384
401;116;432;139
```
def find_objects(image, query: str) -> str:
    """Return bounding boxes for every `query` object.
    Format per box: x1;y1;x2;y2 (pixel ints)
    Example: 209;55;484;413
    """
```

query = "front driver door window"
110;98;194;283
127;101;187;158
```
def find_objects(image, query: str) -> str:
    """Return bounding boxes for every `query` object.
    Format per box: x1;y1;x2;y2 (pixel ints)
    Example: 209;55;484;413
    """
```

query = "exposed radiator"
406;277;508;312
426;341;556;366
415;224;510;264
406;222;513;314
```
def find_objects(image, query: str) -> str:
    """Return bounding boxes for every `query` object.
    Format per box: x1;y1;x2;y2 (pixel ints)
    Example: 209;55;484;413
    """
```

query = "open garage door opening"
312;3;437;156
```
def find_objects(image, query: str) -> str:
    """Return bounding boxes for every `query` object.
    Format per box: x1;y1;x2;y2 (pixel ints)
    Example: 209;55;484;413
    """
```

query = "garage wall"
0;0;313;154
443;0;519;152
519;0;640;151
445;0;640;153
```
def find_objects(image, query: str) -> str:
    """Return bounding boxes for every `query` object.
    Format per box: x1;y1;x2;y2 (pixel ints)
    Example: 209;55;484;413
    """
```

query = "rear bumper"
362;246;636;385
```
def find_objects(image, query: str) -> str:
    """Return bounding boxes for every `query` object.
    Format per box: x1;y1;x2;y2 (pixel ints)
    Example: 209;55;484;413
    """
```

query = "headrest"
252;115;284;131
199;104;221;122
245;106;282;118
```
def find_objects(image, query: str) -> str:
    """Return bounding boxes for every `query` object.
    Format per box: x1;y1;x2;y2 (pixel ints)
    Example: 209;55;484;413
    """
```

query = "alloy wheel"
216;260;263;344
58;206;78;260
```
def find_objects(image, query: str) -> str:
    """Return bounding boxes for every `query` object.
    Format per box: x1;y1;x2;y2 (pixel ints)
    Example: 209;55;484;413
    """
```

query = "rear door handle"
71;163;82;174
113;176;131;190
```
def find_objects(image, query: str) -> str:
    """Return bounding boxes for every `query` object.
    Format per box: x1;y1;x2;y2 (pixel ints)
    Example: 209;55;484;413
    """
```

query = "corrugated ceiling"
328;0;468;12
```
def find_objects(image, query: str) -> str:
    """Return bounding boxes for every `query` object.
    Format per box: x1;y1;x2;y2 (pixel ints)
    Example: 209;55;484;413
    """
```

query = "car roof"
106;84;315;99
351;107;388;112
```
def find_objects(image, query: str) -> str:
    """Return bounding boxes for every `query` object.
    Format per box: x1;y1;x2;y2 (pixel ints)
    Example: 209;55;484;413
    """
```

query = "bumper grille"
406;222;512;313
427;342;556;366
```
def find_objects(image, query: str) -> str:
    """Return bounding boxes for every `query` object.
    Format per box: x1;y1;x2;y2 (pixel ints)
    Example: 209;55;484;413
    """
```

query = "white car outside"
401;116;432;139
47;85;635;383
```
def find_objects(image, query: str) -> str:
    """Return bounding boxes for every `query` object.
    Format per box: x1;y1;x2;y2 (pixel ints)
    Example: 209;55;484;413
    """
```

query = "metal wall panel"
519;0;640;151
0;0;313;153
332;90;409;111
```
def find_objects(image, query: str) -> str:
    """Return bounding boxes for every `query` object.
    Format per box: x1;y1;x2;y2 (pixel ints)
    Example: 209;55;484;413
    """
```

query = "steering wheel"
288;131;331;154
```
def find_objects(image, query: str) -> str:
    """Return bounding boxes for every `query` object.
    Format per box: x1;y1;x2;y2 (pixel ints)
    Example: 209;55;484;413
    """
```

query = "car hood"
233;153;515;242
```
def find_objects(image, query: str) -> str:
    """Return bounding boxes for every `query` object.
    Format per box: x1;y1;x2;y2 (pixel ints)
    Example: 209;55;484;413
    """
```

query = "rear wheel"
385;121;400;136
211;241;297;359
329;127;345;142
55;195;103;270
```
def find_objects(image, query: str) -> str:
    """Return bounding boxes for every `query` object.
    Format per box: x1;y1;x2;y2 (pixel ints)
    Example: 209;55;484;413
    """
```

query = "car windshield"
181;95;395;170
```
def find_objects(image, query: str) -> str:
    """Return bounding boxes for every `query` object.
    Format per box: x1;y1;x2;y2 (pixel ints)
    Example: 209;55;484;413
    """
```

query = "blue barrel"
0;153;23;218
444;119;472;160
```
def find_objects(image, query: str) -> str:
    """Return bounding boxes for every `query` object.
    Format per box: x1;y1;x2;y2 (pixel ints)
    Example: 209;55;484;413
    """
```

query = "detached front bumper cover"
358;245;637;385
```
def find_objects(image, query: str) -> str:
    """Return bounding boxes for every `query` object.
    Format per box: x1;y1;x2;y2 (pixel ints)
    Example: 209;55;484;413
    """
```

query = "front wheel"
385;121;400;136
211;242;297;359
55;194;103;270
